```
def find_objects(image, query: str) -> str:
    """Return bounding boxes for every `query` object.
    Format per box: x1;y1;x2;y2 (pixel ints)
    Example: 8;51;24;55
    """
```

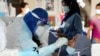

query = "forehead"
96;6;100;9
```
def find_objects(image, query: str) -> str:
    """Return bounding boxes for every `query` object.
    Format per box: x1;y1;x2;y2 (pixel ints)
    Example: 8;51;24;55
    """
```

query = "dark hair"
20;2;28;8
96;2;100;7
62;0;81;21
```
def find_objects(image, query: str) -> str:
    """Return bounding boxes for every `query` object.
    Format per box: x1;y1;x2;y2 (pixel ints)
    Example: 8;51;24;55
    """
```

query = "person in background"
17;2;30;17
87;2;100;43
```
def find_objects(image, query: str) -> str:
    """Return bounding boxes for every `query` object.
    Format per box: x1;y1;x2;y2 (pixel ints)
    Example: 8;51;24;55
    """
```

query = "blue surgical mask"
66;46;75;55
63;6;70;13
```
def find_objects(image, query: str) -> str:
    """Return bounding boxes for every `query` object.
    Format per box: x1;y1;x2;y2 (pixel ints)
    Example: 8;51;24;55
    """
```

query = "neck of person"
21;12;26;16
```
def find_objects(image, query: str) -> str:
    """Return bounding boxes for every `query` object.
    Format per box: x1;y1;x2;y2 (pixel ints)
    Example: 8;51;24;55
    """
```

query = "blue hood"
24;8;48;34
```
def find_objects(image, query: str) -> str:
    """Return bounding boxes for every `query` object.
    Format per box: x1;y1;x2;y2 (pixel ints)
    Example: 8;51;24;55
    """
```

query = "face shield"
23;8;49;47
31;11;48;25
31;11;48;37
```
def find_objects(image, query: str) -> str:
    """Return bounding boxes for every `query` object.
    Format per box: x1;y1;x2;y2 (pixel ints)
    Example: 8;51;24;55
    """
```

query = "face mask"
25;8;30;14
63;6;70;13
35;25;45;37
96;9;100;14
66;46;76;55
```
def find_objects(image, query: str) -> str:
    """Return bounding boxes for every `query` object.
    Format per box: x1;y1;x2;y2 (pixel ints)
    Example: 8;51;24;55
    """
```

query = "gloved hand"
54;38;68;48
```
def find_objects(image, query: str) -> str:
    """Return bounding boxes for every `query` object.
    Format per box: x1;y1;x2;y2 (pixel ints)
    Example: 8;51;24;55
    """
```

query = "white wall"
24;0;36;10
24;0;45;10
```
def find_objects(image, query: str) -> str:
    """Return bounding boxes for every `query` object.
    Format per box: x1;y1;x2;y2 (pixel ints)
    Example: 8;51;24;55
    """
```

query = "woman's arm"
87;19;94;39
87;25;93;39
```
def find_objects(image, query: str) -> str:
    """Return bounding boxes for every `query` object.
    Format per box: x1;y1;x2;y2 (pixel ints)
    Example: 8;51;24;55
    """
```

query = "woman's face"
96;6;100;15
62;2;70;13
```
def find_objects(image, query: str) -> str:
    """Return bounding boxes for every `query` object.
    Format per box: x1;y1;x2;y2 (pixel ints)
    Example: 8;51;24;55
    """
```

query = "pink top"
90;16;100;38
60;13;65;21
